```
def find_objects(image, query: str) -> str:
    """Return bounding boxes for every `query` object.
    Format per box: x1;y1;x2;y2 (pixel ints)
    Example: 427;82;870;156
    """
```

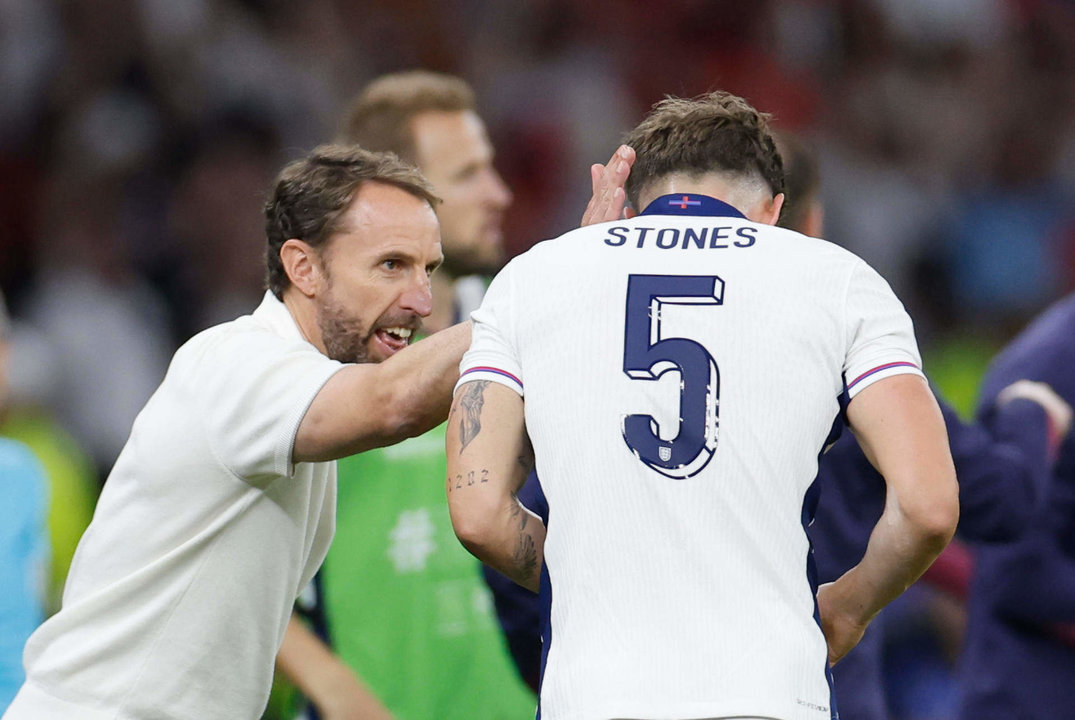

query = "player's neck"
639;173;782;225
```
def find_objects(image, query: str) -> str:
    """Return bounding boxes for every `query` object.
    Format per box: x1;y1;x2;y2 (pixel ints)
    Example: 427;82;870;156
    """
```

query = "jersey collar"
640;193;746;219
253;290;309;346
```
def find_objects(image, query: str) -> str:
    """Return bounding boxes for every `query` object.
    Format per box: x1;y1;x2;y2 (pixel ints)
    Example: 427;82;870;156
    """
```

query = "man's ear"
624;207;638;219
750;193;785;226
279;239;322;298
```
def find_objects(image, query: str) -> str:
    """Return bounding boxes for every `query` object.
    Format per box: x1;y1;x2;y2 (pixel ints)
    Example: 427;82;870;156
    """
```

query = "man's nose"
486;168;513;210
400;272;434;318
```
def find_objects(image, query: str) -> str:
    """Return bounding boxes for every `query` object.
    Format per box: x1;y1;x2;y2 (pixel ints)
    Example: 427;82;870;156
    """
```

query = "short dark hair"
263;144;440;298
338;71;476;164
623;91;785;211
773;130;820;234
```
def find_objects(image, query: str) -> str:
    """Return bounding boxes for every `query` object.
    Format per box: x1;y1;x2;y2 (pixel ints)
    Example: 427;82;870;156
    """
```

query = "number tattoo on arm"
457;380;490;452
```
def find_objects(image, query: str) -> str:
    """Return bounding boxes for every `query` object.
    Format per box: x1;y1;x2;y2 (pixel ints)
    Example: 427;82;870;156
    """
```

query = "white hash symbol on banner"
388;508;437;573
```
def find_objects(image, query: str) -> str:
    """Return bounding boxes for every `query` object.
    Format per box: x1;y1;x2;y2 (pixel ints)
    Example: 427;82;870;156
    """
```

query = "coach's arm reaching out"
294;322;471;462
816;374;960;665
445;380;545;592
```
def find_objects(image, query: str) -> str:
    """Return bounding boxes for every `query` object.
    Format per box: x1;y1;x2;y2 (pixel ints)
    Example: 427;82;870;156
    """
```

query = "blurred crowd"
1;1;1074;718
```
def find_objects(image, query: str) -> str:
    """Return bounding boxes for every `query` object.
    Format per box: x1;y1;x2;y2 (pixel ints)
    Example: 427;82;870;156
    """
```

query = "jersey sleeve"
842;260;925;399
456;264;524;397
197;329;345;481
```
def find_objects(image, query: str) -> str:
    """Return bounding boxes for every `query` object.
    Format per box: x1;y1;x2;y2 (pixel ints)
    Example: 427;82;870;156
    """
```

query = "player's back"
477;201;918;720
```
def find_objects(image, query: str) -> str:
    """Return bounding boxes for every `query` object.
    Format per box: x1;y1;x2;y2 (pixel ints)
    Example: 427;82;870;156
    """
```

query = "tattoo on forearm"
447;469;489;493
458;381;490;452
516;435;535;474
510;495;539;581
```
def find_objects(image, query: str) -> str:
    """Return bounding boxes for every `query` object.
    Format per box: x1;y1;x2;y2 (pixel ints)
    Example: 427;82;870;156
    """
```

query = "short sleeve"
196;328;345;480
456;264;524;396
843;260;925;399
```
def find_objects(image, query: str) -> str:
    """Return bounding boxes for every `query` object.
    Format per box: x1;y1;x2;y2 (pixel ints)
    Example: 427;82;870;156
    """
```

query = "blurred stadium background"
1;1;1073;718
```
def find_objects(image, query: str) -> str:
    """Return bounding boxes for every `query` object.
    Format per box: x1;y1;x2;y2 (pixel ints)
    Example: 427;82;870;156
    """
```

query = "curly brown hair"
623;91;785;212
263;144;440;298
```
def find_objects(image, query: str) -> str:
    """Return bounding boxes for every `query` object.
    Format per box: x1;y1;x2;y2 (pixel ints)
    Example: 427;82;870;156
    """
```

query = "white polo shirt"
457;195;924;720
6;292;346;720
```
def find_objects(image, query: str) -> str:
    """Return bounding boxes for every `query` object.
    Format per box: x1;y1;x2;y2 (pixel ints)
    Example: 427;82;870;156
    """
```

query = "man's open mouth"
374;326;413;353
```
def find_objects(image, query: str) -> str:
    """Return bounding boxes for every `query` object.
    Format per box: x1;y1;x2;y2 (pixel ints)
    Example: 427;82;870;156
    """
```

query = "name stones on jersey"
603;225;757;250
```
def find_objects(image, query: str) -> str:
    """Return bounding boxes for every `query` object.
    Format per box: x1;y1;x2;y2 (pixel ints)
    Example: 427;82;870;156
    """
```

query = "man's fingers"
590;163;603;196
612;145;635;179
581;145;634;227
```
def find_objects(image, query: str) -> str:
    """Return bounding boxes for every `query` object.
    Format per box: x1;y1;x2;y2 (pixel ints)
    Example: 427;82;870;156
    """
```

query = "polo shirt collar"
640;193;746;219
252;290;310;345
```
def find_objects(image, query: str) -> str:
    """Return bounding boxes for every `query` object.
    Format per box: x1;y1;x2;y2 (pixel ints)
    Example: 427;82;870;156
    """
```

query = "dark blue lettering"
709;227;731;249
635;227;653;248
734;227;757;247
605;226;629;247
682;227;708;249
656;228;680;249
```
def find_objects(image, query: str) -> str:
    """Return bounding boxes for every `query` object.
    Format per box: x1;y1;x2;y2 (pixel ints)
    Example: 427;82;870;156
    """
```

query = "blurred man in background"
275;71;531;720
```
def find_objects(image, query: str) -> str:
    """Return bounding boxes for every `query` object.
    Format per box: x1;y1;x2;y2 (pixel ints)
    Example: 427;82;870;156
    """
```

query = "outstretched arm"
817;374;959;665
445;380;545;592
294;322;471;463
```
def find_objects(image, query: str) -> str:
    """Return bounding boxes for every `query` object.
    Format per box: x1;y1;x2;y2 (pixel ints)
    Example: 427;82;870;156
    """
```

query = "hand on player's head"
581;145;635;227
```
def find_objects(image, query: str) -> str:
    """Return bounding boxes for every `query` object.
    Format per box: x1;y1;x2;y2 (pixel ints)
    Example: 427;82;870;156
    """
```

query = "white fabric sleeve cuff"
846;360;924;399
454;366;524;397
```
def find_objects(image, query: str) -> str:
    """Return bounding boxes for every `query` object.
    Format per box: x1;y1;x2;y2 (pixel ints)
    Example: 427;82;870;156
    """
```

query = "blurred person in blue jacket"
956;292;1075;720
0;290;49;712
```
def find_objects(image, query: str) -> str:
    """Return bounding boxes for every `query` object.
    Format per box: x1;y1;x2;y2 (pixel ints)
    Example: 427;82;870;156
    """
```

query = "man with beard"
274;71;533;720
3;146;471;720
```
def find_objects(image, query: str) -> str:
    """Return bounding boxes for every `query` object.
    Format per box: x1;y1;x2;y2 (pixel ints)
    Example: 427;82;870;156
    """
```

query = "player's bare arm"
446;380;545;592
816;374;959;665
294;321;472;463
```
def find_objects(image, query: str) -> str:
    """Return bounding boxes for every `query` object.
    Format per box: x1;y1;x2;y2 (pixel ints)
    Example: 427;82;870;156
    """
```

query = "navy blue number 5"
622;274;724;479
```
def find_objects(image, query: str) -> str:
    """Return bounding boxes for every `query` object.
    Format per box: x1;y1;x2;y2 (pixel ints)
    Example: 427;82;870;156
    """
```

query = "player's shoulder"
171;309;325;385
759;222;861;263
489;228;591;280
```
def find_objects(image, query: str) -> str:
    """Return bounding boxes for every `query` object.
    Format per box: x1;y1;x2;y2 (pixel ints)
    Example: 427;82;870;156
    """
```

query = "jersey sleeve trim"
846;361;924;398
454;366;524;396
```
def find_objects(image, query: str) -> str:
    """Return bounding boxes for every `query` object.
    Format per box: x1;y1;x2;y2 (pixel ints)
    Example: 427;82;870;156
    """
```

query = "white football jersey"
458;195;923;720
